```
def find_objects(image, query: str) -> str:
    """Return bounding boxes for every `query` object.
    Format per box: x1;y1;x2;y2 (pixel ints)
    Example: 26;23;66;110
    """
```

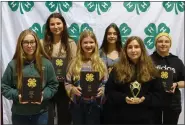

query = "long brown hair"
100;23;122;54
13;29;50;89
43;12;71;61
114;36;159;83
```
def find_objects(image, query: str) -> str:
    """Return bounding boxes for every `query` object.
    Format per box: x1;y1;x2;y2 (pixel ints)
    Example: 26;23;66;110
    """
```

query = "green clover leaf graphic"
123;2;150;15
29;23;46;39
144;23;170;49
119;23;132;45
163;2;185;15
144;23;157;36
84;1;111;15
68;23;93;43
45;2;72;13
8;1;34;14
158;23;170;33
8;2;19;11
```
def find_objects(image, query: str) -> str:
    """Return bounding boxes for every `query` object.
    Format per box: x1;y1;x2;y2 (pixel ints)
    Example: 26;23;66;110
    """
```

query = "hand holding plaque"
31;91;43;104
19;94;28;104
80;71;99;97
71;86;82;97
160;70;173;91
96;86;104;97
166;83;177;93
21;77;42;103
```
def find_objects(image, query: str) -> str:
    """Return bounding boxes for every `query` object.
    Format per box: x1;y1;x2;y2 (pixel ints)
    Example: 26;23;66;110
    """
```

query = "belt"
75;96;99;104
82;97;95;101
57;76;65;82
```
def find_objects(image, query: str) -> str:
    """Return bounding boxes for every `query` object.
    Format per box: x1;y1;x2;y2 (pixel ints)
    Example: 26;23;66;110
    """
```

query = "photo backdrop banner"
1;1;184;124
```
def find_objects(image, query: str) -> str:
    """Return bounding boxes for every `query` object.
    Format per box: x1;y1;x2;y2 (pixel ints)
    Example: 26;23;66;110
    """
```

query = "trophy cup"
130;81;141;98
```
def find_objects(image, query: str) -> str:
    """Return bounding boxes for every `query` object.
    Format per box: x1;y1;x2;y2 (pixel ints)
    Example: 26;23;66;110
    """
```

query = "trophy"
21;77;42;102
51;57;67;82
130;81;141;98
80;71;99;97
160;70;173;91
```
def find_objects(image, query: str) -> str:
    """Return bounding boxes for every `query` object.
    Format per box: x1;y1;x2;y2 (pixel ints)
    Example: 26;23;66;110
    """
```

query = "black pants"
153;107;181;124
70;99;101;124
12;111;48;125
48;82;71;125
101;103;115;124
47;100;55;125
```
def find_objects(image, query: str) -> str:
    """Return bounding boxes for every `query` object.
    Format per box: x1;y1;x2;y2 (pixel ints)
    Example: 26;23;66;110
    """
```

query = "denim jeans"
70;98;101;124
12;111;48;125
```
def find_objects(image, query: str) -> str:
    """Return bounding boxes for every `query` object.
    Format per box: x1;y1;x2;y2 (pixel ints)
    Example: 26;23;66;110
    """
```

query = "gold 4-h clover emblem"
85;73;94;82
27;78;37;88
161;71;168;79
56;59;63;66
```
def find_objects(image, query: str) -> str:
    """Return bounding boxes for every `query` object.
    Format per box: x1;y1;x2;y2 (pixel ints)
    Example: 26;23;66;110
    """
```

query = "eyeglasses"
22;41;36;46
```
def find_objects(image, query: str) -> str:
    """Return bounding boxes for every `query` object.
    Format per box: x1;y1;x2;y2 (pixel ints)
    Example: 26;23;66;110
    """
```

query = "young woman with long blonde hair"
1;29;58;125
65;30;108;124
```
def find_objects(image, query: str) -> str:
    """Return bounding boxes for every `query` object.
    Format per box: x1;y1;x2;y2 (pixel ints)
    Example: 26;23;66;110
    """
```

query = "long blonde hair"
12;29;50;90
68;30;106;82
115;36;159;83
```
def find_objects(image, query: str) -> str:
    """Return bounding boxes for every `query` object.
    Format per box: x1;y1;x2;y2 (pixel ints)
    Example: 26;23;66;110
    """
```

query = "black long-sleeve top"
151;51;185;111
105;69;162;124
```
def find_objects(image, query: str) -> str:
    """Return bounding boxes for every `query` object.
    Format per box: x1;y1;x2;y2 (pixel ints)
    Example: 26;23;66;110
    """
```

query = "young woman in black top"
105;36;162;124
151;32;185;124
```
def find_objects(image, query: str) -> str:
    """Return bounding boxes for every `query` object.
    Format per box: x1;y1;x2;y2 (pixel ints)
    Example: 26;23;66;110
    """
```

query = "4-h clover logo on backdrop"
84;1;111;15
144;23;170;49
119;23;132;45
45;1;72;13
8;1;34;14
163;1;185;15
123;2;150;15
68;23;93;43
29;23;46;40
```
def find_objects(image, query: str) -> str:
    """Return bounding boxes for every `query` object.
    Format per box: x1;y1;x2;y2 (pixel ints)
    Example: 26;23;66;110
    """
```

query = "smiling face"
107;27;118;44
81;36;96;58
156;36;171;56
126;39;141;63
22;34;36;58
49;17;64;35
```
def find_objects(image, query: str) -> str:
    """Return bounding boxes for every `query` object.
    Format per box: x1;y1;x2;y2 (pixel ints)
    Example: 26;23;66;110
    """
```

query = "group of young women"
1;12;185;125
